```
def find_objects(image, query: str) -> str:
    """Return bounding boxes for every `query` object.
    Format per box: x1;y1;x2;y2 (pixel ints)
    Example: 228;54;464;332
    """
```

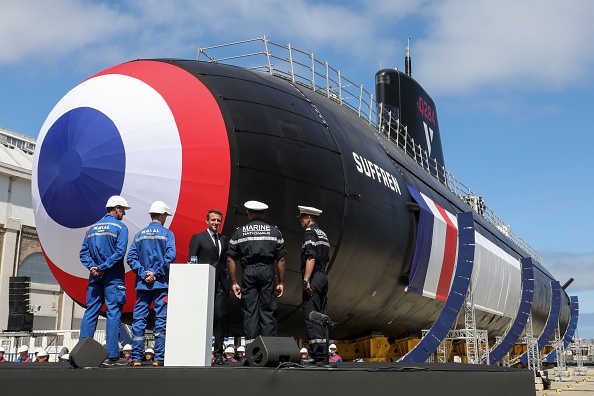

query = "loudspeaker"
70;337;109;368
245;336;300;367
7;313;33;332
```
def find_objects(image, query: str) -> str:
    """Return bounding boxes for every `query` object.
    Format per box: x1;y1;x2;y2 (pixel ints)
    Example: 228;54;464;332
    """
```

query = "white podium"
164;263;215;366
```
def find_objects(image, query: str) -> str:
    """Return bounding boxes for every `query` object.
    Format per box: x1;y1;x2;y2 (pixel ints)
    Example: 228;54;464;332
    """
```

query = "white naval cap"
245;200;268;212
297;205;322;217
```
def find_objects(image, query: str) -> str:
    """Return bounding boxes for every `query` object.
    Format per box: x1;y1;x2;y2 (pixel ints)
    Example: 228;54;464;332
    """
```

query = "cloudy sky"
2;0;594;336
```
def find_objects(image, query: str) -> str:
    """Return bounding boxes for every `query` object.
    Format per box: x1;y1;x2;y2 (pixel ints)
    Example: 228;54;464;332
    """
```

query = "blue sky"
2;0;594;336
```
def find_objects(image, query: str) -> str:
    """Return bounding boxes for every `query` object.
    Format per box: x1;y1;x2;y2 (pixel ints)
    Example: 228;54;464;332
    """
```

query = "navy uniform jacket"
300;223;330;273
127;221;176;290
80;213;128;283
188;230;230;292
227;219;287;267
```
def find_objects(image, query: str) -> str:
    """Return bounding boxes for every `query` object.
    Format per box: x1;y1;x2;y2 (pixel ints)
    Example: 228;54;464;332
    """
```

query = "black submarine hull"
168;59;570;340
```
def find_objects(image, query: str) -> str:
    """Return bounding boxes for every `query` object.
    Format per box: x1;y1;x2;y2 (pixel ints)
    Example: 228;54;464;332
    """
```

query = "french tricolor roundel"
32;60;230;312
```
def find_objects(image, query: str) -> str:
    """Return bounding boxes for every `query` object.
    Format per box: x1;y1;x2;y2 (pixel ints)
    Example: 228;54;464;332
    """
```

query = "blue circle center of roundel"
38;107;126;228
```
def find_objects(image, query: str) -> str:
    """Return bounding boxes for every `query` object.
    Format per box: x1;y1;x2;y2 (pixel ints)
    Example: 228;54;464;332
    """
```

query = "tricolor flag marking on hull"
407;185;459;301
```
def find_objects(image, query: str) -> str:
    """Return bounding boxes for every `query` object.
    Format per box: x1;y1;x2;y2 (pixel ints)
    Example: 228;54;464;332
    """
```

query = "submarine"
32;37;575;361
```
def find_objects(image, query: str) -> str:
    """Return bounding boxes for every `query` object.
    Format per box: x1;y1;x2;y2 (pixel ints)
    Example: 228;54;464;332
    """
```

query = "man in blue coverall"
79;195;130;366
127;201;176;366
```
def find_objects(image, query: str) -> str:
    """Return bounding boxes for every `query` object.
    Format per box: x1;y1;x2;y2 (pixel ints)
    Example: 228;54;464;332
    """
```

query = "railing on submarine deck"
197;36;541;264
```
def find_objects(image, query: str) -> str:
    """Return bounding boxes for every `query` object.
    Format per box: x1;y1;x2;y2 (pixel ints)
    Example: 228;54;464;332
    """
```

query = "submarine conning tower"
375;68;446;170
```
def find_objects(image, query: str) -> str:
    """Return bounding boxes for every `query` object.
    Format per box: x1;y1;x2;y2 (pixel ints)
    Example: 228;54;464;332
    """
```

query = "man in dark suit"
188;209;230;362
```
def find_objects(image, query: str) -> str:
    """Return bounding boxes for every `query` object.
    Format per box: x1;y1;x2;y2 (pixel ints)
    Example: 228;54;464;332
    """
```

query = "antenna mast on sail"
405;37;412;77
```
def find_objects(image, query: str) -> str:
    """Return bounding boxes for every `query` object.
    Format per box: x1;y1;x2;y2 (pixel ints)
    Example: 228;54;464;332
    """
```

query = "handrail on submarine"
197;35;541;264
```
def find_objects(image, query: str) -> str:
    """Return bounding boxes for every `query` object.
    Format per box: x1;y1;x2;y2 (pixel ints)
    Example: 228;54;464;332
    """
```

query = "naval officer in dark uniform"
298;205;330;362
227;201;287;342
188;209;230;361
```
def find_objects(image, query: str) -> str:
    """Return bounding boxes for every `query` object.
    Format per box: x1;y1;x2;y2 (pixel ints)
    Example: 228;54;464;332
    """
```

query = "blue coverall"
79;213;129;360
127;221;176;363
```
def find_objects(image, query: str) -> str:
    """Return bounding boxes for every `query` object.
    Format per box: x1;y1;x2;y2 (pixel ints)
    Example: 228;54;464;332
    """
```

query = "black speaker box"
7;313;33;332
10;276;31;283
245;336;300;367
70;337;109;368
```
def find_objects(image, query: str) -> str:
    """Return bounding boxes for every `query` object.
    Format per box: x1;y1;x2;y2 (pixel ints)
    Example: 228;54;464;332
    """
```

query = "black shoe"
212;356;224;365
101;358;121;367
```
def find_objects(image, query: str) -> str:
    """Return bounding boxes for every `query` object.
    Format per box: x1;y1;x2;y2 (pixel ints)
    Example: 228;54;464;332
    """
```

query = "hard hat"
123;344;132;351
329;343;337;349
0;346;4;352
300;348;308;354
244;200;268;212
237;346;245;352
224;346;235;354
297;205;322;217
61;353;70;360
145;348;154;354
149;200;172;215
106;195;130;209
37;350;48;357
18;345;29;353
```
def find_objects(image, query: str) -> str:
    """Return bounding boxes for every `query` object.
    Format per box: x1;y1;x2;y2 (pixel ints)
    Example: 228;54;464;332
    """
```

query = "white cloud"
414;0;594;95
0;1;134;65
541;251;594;292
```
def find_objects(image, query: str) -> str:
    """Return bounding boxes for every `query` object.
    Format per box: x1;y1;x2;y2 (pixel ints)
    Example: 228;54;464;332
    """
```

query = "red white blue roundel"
32;60;231;312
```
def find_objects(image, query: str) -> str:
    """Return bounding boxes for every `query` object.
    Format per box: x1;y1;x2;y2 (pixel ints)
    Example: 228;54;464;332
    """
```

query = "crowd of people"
2;196;336;366
0;345;71;363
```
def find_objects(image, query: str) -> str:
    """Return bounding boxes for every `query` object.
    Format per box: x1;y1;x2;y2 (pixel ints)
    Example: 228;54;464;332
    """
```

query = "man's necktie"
213;233;220;257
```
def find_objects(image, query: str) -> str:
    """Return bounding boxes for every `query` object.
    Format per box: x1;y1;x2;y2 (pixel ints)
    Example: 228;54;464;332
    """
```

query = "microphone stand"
324;326;330;367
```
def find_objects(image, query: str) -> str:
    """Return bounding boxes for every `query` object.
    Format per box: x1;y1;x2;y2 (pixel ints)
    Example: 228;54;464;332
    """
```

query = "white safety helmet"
18;345;29;353
329;343;337;350
300;348;308;354
145;348;154;354
148;200;172;215
106;195;130;209
123;344;132;351
0;346;4;352
237;346;245;353
37;350;48;357
61;353;70;360
224;346;235;354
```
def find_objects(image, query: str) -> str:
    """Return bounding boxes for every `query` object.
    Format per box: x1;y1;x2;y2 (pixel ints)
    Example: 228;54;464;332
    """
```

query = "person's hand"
145;271;156;283
232;283;242;299
276;283;284;298
304;283;313;297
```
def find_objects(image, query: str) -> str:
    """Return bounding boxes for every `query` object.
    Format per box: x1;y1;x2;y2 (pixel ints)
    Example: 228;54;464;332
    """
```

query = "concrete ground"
538;371;594;395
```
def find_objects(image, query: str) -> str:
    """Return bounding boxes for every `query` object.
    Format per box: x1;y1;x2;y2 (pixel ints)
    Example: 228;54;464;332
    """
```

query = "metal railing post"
262;35;273;75
288;43;295;83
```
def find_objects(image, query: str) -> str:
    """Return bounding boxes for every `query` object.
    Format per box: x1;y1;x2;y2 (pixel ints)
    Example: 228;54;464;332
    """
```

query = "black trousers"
302;271;328;361
241;264;277;340
212;285;228;356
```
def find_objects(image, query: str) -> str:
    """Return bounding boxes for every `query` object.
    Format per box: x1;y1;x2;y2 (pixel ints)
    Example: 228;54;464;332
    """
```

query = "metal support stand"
553;320;566;381
525;313;541;373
